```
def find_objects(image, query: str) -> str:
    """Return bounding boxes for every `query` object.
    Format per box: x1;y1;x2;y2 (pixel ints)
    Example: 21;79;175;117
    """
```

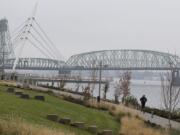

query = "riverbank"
0;81;180;135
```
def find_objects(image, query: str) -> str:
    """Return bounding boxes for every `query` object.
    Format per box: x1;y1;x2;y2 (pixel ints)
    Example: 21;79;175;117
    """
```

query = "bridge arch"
66;50;180;70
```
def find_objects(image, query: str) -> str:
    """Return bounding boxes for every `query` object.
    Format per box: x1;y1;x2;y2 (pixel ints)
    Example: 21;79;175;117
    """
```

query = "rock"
101;130;113;135
7;88;15;93
88;125;98;133
59;118;71;124
47;114;58;122
16;84;22;88
34;95;45;101
71;122;85;128
22;83;30;89
15;92;23;96
20;94;30;99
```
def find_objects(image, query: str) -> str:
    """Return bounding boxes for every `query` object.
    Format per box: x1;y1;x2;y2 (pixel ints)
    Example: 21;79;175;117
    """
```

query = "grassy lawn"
0;85;119;135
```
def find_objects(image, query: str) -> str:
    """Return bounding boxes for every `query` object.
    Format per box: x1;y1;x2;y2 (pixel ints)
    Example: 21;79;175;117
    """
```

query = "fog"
1;0;180;60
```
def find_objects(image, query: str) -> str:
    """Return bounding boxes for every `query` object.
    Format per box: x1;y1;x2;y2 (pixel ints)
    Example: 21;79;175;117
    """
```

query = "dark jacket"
140;96;147;104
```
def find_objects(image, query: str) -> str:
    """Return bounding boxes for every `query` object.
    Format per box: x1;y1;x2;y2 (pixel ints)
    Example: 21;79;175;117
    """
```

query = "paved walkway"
142;112;180;129
28;85;180;130
119;105;180;129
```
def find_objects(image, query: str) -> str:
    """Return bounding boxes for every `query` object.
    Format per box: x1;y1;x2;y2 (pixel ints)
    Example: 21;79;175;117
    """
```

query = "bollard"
47;114;59;122
101;130;113;135
15;91;23;96
88;125;98;133
7;88;15;93
20;94;30;99
59;118;71;125
71;122;85;128
34;95;45;101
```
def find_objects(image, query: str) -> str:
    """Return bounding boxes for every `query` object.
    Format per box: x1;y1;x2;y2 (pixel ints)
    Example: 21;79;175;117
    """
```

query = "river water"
64;80;180;109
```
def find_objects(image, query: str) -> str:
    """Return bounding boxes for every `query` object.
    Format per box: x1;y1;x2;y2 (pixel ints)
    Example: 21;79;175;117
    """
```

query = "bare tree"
161;69;180;128
114;81;121;103
59;74;67;90
75;72;82;92
88;60;98;97
82;85;91;101
120;71;131;99
60;80;66;90
114;71;131;103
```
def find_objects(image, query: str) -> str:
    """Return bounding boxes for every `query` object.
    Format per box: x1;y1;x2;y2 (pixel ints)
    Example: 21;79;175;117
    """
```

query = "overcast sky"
1;0;180;60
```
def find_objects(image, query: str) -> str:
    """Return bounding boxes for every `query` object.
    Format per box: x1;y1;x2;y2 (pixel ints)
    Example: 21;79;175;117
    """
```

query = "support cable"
13;37;27;50
31;25;59;58
13;18;34;71
29;32;56;59
11;25;27;38
27;39;52;59
12;26;27;48
13;39;27;71
12;21;29;49
11;19;28;36
34;20;64;60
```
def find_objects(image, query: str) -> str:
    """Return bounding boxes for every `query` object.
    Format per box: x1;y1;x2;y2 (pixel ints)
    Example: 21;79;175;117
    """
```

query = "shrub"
111;105;116;111
62;95;84;106
122;95;139;108
45;90;54;95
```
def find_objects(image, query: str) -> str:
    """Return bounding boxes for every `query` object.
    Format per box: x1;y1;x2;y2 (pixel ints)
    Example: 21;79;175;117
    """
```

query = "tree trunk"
168;112;171;129
104;92;107;100
115;95;119;103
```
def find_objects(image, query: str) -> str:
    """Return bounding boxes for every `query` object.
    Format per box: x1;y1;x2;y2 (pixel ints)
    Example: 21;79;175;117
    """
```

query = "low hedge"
144;107;180;122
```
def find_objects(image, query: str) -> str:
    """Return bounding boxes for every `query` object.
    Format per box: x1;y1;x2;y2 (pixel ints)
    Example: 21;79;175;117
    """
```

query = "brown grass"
85;100;169;135
120;116;168;135
86;99;138;116
0;118;74;135
0;80;16;86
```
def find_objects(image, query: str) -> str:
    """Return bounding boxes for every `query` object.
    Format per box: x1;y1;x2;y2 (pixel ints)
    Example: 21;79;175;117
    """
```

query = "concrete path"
29;85;180;130
141;112;180;129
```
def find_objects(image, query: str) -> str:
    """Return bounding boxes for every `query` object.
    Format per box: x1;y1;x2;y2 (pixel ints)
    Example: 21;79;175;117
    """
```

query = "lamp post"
98;61;102;102
97;61;108;103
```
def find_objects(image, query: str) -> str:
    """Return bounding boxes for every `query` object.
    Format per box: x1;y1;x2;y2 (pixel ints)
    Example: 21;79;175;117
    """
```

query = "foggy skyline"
1;0;180;60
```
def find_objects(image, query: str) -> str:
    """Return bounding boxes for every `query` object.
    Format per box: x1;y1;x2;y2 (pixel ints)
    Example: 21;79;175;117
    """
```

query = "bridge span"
66;50;180;70
1;18;180;72
4;50;180;71
5;58;65;70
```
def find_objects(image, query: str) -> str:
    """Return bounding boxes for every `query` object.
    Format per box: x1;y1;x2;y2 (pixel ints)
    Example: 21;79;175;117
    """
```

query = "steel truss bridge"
1;18;179;71
4;50;180;71
5;58;65;70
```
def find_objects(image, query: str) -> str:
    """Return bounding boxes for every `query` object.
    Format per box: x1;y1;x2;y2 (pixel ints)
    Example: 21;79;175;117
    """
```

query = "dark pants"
141;102;145;111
